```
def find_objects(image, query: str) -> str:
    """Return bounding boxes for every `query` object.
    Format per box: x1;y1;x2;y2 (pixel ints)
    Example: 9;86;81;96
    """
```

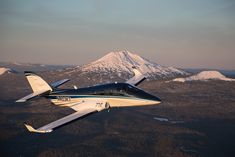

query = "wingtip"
24;122;52;133
24;122;36;132
16;99;25;103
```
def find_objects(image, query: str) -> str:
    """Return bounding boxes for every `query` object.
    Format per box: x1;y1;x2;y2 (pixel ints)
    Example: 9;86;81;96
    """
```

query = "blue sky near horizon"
0;0;235;69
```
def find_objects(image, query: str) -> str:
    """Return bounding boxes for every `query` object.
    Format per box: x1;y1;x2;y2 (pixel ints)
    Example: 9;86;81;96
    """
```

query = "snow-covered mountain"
72;51;187;79
0;67;13;75
172;71;235;82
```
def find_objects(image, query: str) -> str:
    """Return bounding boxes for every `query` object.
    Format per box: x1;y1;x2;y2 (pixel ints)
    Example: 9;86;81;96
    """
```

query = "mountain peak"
81;50;187;78
173;70;235;82
92;50;147;68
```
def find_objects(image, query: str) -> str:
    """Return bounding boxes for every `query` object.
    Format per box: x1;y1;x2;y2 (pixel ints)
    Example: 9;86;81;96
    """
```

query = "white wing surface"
24;100;109;133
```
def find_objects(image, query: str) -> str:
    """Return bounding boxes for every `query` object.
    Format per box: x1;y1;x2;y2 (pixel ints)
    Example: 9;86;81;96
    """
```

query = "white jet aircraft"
16;68;161;133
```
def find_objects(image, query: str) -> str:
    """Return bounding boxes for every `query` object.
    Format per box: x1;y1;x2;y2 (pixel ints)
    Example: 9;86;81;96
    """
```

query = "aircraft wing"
24;108;97;133
24;100;108;133
126;68;146;86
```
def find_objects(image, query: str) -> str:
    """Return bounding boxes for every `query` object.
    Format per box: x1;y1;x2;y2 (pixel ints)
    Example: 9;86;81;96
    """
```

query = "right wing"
24;100;109;133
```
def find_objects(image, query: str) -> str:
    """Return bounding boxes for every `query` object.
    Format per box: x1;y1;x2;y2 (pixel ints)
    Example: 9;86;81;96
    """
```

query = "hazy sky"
0;0;235;69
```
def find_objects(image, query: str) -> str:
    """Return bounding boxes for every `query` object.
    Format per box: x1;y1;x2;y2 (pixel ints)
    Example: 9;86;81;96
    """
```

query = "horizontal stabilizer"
16;90;50;102
126;68;146;86
51;79;70;88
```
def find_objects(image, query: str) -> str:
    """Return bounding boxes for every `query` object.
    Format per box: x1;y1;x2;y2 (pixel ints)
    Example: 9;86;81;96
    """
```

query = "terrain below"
0;73;235;157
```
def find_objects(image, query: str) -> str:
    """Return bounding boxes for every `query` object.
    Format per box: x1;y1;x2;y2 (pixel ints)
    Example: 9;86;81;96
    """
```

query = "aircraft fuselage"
47;83;161;108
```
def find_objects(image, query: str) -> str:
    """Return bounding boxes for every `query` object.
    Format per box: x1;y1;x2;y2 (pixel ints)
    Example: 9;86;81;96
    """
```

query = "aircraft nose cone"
145;98;161;106
153;96;161;104
154;100;161;104
150;95;161;103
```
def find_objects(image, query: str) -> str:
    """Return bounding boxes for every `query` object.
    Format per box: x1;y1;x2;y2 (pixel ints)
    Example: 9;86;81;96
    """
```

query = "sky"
0;0;235;69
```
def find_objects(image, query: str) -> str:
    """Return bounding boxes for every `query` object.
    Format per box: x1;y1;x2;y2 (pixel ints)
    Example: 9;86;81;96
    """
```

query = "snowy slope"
0;67;13;75
173;71;235;82
80;51;187;78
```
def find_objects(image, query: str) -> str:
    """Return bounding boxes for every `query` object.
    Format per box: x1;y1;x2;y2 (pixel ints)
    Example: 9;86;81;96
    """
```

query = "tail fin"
25;71;52;93
16;72;52;102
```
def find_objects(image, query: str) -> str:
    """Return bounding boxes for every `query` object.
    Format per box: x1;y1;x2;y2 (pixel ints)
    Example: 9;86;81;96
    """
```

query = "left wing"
24;100;109;133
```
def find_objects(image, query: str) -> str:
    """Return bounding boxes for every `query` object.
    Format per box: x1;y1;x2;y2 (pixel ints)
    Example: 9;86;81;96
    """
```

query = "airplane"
16;68;161;133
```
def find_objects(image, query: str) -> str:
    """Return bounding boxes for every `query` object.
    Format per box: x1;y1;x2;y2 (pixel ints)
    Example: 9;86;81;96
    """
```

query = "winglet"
24;123;52;133
126;67;146;86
